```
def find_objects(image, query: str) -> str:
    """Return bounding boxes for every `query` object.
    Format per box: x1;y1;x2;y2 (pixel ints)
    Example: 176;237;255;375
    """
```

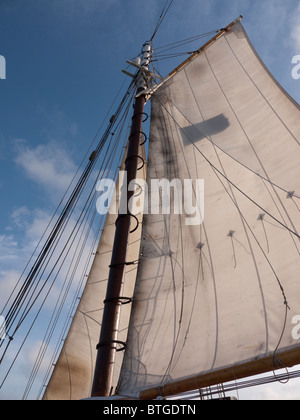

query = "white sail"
43;145;147;400
117;21;300;398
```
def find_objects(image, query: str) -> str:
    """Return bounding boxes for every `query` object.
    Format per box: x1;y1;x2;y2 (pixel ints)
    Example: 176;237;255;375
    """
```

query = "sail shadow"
181;114;229;146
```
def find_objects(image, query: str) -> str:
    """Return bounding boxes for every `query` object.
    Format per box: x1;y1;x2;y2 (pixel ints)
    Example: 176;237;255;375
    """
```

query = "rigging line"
3;143;102;333
291;196;300;212
184;54;299;260
140;141;183;367
0;81;134;319
272;305;290;384
189;369;300;399
3;177;105;388
0;136;129;378
36;219;103;400
207;164;291;376
159;116;186;383
260;177;300;257
161;104;219;374
23;180;103;399
224;35;300;148
204;48;300;242
155;96;300;240
150;0;174;42
152;30;219;52
22;216;92;400
212;164;290;308
1;83;135;340
147;106;287;356
184;62;272;304
27;95;135;399
167;89;300;200
151;52;194;62
161;99;216;352
172;79;269;359
2;155;95;338
16;95;135;396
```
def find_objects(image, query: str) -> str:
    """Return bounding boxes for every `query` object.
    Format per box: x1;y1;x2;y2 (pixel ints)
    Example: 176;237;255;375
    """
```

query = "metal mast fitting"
91;42;152;398
122;42;161;101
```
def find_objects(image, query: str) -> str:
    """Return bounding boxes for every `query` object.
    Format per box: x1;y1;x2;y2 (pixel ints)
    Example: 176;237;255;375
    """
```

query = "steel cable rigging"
0;80;136;392
150;0;175;42
22;88;136;400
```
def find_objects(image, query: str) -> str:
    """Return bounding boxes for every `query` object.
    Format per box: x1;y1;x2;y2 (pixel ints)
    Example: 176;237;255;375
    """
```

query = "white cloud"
10;206;30;230
0;234;19;263
0;199;95;398
14;140;78;200
290;3;300;50
0;270;20;310
0;208;54;308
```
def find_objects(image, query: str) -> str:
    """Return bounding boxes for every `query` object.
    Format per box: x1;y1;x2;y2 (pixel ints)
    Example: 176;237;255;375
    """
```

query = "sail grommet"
96;340;126;352
125;155;145;171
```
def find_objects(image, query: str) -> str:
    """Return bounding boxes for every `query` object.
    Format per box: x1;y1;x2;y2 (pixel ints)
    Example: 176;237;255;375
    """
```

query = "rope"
155;95;300;241
150;0;174;42
0;81;136;396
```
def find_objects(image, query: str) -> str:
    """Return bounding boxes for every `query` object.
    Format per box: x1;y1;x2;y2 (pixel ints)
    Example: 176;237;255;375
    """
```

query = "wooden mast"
91;42;152;398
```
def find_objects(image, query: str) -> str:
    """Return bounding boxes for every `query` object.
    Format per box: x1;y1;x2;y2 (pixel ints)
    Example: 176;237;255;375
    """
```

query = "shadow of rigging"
181;114;229;146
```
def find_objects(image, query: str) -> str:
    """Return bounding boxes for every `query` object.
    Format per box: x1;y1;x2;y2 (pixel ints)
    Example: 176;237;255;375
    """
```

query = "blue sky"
0;0;300;400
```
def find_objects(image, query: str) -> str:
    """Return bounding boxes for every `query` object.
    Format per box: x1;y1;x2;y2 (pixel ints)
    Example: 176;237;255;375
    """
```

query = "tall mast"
91;42;152;398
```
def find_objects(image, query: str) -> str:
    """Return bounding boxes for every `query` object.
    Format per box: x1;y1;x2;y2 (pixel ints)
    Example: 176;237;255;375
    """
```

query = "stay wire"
152;30;218;56
0;79;134;321
168;99;300;200
155;95;293;304
22;87;136;399
150;0;174;42
156;97;300;239
155;97;292;395
0;82;135;365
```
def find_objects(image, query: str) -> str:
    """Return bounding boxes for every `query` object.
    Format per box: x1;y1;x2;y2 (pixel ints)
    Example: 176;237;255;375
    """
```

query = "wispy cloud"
14;140;77;201
0;207;54;308
0;235;19;263
290;3;300;50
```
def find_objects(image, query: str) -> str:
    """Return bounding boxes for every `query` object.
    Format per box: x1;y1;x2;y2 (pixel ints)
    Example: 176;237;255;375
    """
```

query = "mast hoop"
129;130;148;145
96;340;126;353
109;260;138;269
115;213;140;234
125;154;145;171
103;296;133;306
132;111;149;122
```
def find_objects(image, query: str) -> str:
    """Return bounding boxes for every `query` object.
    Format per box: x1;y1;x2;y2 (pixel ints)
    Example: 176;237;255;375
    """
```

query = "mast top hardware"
122;46;162;100
124;60;163;82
